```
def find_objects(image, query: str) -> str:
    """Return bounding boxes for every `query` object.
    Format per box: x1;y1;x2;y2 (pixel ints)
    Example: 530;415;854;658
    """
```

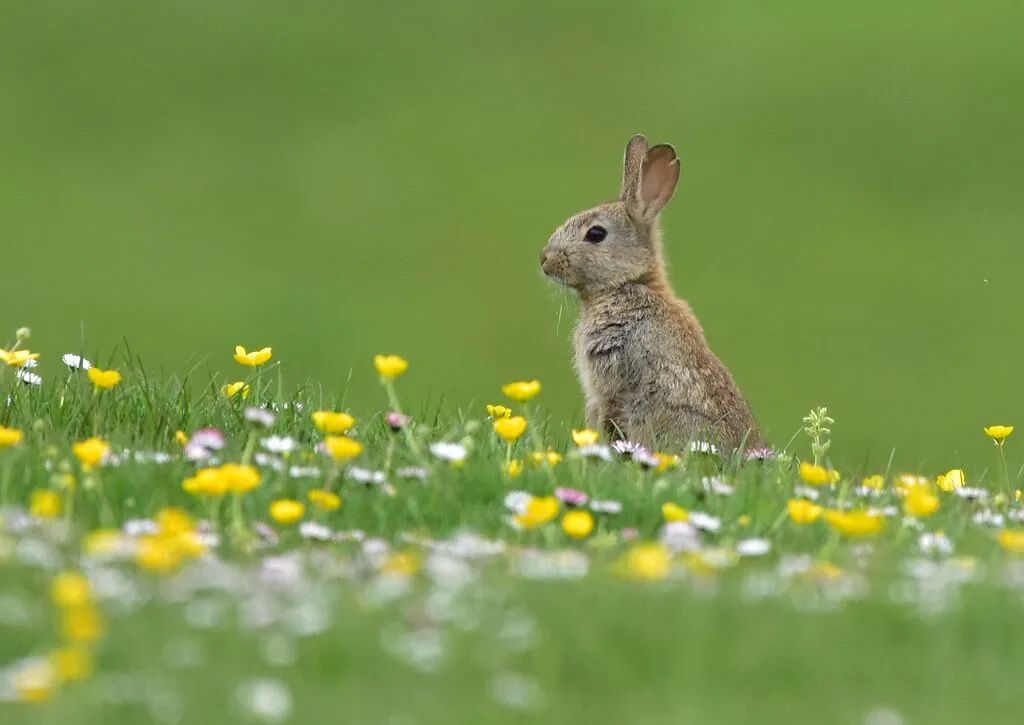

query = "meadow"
1;333;1023;723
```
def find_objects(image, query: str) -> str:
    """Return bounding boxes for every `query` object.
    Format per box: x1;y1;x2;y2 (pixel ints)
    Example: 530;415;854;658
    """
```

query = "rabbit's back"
575;284;760;450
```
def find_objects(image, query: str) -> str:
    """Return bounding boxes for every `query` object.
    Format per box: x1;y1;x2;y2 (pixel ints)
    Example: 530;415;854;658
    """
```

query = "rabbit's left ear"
623;141;680;222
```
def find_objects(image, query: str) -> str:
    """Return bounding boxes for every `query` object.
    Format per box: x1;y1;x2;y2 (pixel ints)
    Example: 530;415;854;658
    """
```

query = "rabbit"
540;134;762;452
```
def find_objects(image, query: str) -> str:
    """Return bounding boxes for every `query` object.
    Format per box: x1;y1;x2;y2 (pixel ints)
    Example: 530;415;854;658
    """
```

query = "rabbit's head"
541;134;680;295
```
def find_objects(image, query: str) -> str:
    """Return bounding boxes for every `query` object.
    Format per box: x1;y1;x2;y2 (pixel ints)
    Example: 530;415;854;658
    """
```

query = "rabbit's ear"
635;144;680;222
620;134;649;205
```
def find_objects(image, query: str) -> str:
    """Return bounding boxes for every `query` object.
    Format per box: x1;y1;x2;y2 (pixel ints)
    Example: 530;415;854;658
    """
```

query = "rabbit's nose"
539;249;549;267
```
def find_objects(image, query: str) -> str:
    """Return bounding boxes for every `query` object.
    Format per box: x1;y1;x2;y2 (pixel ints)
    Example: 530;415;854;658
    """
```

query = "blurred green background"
2;1;1022;468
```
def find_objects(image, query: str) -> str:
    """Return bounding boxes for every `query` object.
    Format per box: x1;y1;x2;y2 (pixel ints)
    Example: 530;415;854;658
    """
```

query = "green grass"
2;1;1024;466
1;351;1023;723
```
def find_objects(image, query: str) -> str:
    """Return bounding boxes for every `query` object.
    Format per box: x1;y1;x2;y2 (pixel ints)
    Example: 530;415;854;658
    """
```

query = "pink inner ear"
641;155;679;208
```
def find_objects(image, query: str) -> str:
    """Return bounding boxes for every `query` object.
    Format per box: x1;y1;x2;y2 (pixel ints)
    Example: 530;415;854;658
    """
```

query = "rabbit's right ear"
620;135;681;223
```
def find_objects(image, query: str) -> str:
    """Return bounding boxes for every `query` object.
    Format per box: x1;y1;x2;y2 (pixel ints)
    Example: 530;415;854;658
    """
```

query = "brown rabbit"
540;134;761;451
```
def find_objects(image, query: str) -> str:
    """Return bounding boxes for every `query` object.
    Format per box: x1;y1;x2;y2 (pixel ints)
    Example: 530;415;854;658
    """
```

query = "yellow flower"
737;514;752;527
182;467;229;496
661;502;689;522
806;561;844;581
157;507;195;535
862;474;885;490
904;486;940;517
799;462;839;486
515;496;560;528
136;535;183;574
234;345;272;366
998;529;1024;553
30;489;61;518
787;498;823;524
621;543;672;581
220;463;261;493
312;410;355;434
222;381;251;399
308;489;342;511
655;453;680;472
0;425;24;448
51;572;91;608
87;367;122;390
487;404;512;419
83;529;124;556
493;415;528;442
984;425;1014;443
382;551;421;576
528;450;562;466
571;428;600;447
562;510;595;539
501;380;541;402
505;459;523;478
0;348;40;367
269;499;305;525
324;435;363;461
72;437;109;469
936;468;966;492
374;354;409;379
174;430;188;446
50;646;93;682
824;509;883;537
61;604;104;642
11;659;57;703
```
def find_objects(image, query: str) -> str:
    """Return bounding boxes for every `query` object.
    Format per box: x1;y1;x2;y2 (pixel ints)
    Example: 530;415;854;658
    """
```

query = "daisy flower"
244;407;276;428
589;499;622;515
260;436;296;455
429;442;467;463
554;487;588;507
61;354;92;371
17;369;42;386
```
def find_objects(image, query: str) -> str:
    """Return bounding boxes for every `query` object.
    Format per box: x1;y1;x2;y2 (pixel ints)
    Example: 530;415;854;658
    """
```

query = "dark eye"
584;225;607;243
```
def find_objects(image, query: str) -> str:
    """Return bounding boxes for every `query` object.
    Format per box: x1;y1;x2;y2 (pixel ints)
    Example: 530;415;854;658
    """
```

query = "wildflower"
493;415;528;442
998;529;1024;553
299;521;332;541
182;467;228;496
135;535;184;573
487;404;512;419
349;467;386;485
578;444;612;461
220;463;261;493
554;487;588;507
269;499;305;525
374;354;408;379
571;429;599;447
430;441;468;463
737;514;752;527
589;499;622;515
72;437;109;470
862;474;885;490
324;435;363;461
261;435;296;454
0;348;40;366
61;602;104;642
87;367;122;389
505;459;523;478
501;380;541;402
632;447;660;468
234;345;272;366
787;499;823;524
0;425;24;448
936;468;966;492
244;407;276;427
61;353;92;371
30;489;61;518
17;368;42;385
611;440;645;457
687;440;719;456
386;411;410;431
515;496;560;528
50;573;90;611
824;509;883;537
744;446;777;461
689;511;722;533
222;381;251;399
655;453;680;471
504;490;533;515
308;489;342;511
919;532;954;556
50;646;93;682
174;430;188;446
904;486;940;517
736;538;771;557
529;450;562;466
562;510;595;539
984;425;1014;443
83;529;126;556
10;658;58;703
662;502;689;522
799;462;839;486
312;410;355;434
621;544;671;580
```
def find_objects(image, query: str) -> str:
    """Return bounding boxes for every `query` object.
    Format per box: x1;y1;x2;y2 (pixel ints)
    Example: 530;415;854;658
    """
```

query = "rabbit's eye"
584;225;607;243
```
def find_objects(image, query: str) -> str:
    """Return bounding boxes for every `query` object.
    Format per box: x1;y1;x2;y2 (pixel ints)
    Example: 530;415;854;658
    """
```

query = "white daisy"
589;499;623;514
503;491;533;515
918;532;953;555
260;435;296;455
736;538;771;557
689;511;722;533
430;442;467;463
577;444;612;461
61;353;92;371
349;467;386;485
244;407;276;428
687;440;719;456
16;369;41;386
660;520;700;552
298;521;332;541
396;466;430;481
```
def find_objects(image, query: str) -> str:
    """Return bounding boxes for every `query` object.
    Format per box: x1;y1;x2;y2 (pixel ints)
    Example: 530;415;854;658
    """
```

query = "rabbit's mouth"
540;248;572;285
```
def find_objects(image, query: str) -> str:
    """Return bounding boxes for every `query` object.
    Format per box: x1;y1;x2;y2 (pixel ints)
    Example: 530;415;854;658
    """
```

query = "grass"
1;343;1023;724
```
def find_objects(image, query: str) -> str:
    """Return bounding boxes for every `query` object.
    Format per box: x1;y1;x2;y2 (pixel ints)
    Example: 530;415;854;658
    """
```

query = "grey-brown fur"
540;134;761;451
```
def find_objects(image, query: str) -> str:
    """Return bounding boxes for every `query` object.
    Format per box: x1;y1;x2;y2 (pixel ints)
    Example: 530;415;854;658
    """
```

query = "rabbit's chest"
574;316;645;397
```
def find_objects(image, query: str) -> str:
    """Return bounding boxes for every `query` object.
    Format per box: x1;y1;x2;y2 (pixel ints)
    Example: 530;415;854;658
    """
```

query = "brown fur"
540;134;761;451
